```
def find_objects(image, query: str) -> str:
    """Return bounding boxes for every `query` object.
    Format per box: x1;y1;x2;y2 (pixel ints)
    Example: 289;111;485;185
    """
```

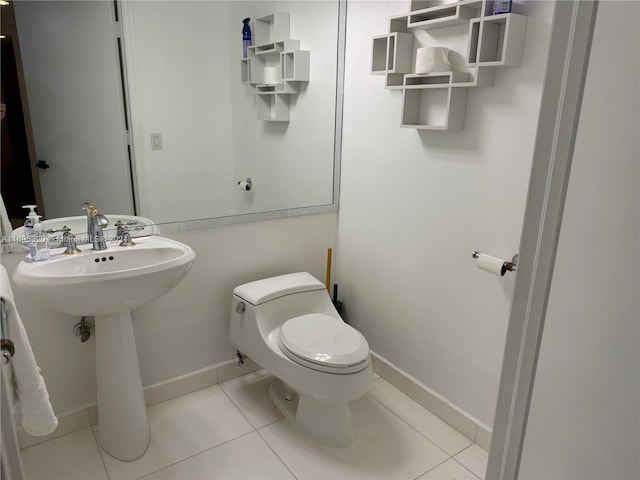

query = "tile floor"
20;370;488;480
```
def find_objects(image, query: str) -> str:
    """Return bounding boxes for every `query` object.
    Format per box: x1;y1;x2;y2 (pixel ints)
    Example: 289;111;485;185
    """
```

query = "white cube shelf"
370;32;413;78
477;13;527;66
388;33;414;73
241;57;265;85
371;35;388;75
250;39;300;56
389;14;409;33
404;71;471;88
256;94;289;121
282;50;310;81
401;87;467;130
408;4;475;30
254;13;290;45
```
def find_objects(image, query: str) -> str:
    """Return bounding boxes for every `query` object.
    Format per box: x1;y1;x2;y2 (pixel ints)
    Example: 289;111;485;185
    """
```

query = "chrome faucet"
81;202;109;250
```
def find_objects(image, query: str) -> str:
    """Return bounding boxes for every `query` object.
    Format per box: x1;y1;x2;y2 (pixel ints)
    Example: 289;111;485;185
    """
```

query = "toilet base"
268;378;356;446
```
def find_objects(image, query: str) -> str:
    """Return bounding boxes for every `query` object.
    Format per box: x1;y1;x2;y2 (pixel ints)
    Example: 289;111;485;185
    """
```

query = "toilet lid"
279;314;369;368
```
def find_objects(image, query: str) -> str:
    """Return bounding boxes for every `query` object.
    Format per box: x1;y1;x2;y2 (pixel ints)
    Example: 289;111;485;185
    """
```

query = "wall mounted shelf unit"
241;13;310;122
370;0;527;130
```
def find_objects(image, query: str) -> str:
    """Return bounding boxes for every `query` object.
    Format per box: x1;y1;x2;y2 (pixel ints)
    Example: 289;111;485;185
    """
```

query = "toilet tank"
231;273;340;348
233;272;326;306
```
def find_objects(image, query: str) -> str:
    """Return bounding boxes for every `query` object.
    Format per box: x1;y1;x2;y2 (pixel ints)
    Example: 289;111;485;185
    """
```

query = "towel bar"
1;299;14;364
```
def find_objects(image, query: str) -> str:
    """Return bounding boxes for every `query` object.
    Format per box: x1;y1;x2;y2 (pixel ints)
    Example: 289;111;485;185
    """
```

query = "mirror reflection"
3;0;340;227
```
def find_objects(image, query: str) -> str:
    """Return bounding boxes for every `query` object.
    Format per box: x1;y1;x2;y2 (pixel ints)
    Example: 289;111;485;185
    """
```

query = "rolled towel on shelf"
0;265;58;436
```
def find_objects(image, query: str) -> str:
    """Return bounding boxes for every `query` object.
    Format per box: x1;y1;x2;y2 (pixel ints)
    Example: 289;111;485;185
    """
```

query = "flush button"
235;302;245;314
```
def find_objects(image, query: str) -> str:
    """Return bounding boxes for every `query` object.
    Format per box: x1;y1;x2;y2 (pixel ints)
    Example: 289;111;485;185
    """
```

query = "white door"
14;1;134;218
488;1;639;478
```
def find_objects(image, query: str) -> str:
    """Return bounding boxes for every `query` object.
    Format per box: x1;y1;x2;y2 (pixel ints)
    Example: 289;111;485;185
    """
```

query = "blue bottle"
242;18;251;58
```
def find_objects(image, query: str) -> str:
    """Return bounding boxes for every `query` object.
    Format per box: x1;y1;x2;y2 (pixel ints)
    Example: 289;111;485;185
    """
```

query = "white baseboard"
17;357;260;450
370;351;492;451
18;352;491;452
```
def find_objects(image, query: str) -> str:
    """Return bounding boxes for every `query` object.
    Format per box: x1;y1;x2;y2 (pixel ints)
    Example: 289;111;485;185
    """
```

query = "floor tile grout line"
218;373;287;430
365;391;454;459
370;378;476;453
412;456;453;480
452;444;486;479
218;372;296;478
255;423;299;480
451;457;482;480
89;425;113;480
133;430;257;480
95;385;255;480
218;381;261;432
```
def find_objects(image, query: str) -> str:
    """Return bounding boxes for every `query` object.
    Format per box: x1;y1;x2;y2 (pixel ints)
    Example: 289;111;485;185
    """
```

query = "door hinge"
114;20;122;38
125;130;131;146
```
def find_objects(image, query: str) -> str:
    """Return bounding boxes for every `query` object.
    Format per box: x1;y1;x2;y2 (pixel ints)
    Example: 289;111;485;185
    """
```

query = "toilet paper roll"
476;253;507;277
238;181;251;191
415;47;451;74
263;66;279;85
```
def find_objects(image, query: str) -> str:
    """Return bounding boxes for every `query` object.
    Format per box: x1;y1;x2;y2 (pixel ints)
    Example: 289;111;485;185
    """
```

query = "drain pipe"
73;317;93;343
236;350;247;367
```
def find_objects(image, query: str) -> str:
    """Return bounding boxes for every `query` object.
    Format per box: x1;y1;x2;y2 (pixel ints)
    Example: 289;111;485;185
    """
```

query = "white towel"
0;264;58;436
1;195;15;254
0;196;27;254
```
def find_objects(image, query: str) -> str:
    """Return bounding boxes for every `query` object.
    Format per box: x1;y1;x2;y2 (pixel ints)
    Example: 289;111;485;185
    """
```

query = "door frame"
1;3;46;220
486;1;599;478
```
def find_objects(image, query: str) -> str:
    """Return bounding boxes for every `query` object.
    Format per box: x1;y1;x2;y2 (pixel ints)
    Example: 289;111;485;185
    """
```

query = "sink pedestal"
95;311;149;460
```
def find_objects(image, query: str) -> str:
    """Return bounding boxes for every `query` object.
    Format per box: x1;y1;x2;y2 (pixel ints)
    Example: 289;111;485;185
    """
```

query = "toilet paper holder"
472;251;519;273
237;178;252;191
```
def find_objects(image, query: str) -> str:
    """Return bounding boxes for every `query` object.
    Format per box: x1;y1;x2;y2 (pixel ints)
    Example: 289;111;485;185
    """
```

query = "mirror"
7;0;341;228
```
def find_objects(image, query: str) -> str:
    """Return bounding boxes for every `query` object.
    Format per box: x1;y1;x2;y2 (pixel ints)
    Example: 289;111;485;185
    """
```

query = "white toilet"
230;272;372;445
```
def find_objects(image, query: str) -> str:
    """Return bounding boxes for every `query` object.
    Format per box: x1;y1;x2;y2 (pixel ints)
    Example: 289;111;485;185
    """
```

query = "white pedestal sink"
13;236;195;460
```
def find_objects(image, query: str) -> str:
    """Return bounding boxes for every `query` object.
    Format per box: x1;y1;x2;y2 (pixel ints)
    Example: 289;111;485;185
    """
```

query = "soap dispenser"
23;205;50;261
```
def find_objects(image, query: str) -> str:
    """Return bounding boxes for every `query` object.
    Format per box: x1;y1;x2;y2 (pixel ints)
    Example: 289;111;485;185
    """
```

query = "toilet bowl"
230;272;372;446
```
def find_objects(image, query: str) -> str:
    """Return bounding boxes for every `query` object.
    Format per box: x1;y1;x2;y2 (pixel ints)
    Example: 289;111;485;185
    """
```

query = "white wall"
336;0;554;426
519;2;640;478
14;1;134;218
1;213;337;414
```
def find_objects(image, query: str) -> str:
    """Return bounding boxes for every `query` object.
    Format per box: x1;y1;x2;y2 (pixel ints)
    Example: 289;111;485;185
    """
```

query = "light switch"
150;133;163;150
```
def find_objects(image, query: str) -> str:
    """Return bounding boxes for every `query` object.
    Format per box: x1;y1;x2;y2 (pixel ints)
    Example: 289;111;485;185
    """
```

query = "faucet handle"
61;226;81;255
116;220;136;247
115;220;126;237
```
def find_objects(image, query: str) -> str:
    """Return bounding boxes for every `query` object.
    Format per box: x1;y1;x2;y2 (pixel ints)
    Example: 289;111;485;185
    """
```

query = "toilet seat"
278;314;370;374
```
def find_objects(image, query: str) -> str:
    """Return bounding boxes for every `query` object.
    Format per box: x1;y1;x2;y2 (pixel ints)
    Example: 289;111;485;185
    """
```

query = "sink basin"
12;235;195;461
13;236;194;316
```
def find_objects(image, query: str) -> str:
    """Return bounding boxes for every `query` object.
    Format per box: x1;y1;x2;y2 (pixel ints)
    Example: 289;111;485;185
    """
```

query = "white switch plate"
150;133;163;150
